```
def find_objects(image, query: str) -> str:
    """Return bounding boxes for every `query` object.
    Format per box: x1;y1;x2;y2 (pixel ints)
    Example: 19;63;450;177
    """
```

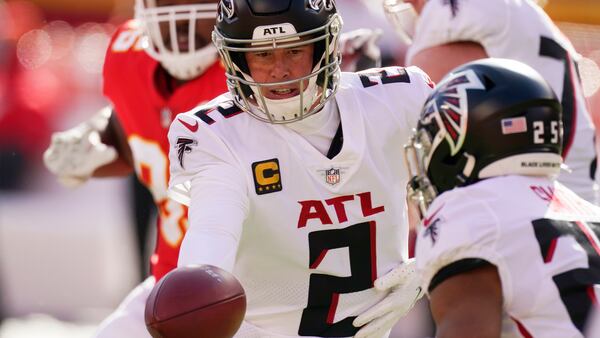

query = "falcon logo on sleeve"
422;204;445;245
443;0;460;17
176;137;197;169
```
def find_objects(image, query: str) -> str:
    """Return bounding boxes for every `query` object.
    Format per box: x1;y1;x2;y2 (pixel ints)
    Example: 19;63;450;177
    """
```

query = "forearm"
429;264;503;338
93;108;133;177
178;168;248;272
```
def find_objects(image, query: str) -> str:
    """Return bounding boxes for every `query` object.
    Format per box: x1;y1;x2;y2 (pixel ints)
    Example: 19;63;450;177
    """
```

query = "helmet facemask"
404;127;439;217
135;0;219;80
213;13;343;124
383;0;418;45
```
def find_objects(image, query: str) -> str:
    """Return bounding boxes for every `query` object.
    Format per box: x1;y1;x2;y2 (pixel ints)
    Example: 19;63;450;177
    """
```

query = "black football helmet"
212;0;342;123
404;58;563;215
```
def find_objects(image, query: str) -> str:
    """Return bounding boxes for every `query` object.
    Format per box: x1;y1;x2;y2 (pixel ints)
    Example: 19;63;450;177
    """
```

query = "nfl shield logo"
325;168;341;185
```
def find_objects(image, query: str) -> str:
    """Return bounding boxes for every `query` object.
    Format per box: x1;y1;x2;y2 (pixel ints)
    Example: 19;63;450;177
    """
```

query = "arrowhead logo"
179;118;199;133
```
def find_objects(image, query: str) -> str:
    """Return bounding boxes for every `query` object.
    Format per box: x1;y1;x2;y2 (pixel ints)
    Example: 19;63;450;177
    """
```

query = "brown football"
145;265;246;338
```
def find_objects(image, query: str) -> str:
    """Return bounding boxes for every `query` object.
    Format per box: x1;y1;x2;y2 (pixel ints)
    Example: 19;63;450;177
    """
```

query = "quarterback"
384;0;599;204
168;0;431;337
405;59;600;337
43;0;393;336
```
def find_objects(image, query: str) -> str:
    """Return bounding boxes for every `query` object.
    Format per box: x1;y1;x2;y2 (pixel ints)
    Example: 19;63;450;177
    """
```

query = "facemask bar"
403;129;438;217
136;0;219;79
213;14;343;124
383;0;418;45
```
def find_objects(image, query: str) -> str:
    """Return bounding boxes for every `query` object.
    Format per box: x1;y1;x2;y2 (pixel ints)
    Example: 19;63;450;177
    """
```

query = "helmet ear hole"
442;153;463;166
482;75;496;90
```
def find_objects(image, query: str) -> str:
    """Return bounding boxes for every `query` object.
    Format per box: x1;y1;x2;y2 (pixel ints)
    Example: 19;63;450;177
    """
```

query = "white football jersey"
416;175;600;338
407;0;598;203
168;67;433;337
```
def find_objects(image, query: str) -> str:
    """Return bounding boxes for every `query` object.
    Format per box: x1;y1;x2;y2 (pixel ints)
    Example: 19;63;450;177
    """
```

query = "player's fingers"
374;259;416;291
374;269;405;291
353;309;402;338
93;145;118;167
353;297;393;327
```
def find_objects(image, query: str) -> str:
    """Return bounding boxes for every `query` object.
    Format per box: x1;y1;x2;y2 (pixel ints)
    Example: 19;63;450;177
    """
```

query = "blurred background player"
168;0;432;336
406;58;600;337
384;0;599;204
43;0;227;336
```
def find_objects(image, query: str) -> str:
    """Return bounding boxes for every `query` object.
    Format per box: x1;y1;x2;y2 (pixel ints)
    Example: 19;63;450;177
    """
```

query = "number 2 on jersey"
298;222;377;337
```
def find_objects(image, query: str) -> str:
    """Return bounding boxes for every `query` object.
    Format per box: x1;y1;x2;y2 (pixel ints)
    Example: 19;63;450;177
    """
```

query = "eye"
253;51;271;58
288;49;304;55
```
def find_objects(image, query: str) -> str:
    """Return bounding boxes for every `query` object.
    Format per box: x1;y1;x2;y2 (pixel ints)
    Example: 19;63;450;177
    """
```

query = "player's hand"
339;28;383;72
43;108;117;188
353;258;423;338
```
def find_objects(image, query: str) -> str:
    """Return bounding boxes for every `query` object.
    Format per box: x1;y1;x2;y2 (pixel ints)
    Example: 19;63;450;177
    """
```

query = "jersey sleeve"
406;0;510;64
415;189;505;295
167;110;250;272
368;66;435;131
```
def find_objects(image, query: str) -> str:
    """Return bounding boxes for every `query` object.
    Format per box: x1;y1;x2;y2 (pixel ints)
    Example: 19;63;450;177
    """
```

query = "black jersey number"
298;221;377;337
538;36;581;157
532;218;600;333
358;68;410;88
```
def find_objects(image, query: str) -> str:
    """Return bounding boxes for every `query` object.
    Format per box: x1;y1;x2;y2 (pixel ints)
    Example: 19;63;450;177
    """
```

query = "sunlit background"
0;0;598;337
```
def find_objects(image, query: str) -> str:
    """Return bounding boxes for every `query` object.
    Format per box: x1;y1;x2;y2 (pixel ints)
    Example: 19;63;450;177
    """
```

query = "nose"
269;52;291;81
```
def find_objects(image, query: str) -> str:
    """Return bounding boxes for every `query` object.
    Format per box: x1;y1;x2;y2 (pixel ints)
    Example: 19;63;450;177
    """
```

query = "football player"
384;0;599;204
43;1;388;337
405;58;600;337
167;0;433;337
44;0;227;337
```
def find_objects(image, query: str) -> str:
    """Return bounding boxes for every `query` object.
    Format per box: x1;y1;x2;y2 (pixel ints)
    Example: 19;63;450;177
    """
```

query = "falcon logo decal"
176;137;197;169
308;0;335;11
421;69;485;156
217;0;235;22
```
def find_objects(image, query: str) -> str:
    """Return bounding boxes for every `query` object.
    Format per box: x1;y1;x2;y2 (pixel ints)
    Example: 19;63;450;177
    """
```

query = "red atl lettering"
297;192;385;228
357;192;385;216
297;200;333;228
325;195;355;223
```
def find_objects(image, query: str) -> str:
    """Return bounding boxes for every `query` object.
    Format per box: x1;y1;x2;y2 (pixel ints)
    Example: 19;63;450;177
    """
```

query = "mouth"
264;87;301;100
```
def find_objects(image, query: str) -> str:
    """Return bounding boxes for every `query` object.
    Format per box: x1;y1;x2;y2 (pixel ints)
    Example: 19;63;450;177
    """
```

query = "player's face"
154;0;217;52
245;43;315;100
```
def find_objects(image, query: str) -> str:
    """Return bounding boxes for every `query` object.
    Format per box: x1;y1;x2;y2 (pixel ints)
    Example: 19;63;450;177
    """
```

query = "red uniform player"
44;1;225;336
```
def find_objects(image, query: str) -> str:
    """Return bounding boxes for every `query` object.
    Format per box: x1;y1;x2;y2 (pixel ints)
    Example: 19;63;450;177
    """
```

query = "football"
145;265;246;338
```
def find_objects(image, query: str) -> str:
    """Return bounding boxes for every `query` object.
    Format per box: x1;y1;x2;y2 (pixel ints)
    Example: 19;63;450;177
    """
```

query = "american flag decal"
176;137;197;169
501;117;528;135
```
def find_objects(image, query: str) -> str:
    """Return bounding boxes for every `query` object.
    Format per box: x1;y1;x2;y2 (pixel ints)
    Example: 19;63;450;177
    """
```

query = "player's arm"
43;106;134;187
168;113;249;272
409;41;488;83
429;261;503;338
93;109;134;177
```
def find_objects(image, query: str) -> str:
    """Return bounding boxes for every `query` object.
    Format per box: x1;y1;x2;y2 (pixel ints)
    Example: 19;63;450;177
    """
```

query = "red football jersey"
103;20;227;281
